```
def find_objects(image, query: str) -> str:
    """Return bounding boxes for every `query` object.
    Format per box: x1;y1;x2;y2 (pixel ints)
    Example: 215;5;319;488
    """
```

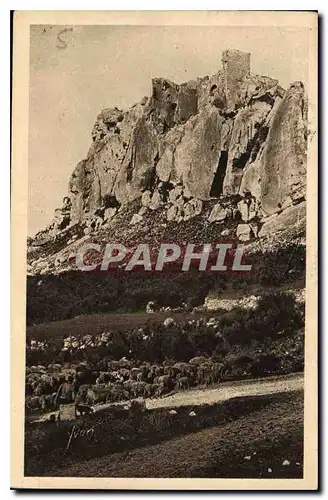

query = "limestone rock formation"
259;82;307;215
29;49;308;269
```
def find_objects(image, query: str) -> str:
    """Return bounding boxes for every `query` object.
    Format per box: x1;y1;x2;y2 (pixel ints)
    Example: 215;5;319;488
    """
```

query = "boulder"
149;190;163;210
156;126;185;183
150;77;180;130
237;197;258;222
141;190;152;207
237;199;249;221
146;301;156;314
114;115;160;203
189;356;207;365
209;204;228;223
166;205;180;222
258;201;306;238
168;185;183;204
183;199;203;221
91;107;124;142
53;209;70;230
130;213;143;225
69;160;102;223
174;81;198;123
237;223;252;241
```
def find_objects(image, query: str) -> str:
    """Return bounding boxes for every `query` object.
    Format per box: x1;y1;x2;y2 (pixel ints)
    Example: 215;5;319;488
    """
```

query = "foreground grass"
25;390;303;478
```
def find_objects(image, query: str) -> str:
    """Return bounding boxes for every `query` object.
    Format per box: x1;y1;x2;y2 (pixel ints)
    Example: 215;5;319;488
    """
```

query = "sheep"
189;356;208;366
26;395;42;411
197;361;214;385
87;385;113;405
110;382;129;402
156;375;174;394
175;376;190;390
130;381;147;398
130;367;142;380
118;368;130;380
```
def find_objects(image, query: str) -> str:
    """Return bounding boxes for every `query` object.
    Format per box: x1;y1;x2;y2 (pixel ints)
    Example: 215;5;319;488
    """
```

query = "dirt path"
144;372;303;410
90;373;303;414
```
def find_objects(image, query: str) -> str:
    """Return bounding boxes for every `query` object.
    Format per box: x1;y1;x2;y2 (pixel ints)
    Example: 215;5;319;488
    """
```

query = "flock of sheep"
25;315;235;414
25;354;225;413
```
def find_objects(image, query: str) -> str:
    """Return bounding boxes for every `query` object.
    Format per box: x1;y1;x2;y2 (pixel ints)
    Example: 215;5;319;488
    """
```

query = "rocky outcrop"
258;201;306;239
205;294;260;312
30;49;308;264
260;82;307;215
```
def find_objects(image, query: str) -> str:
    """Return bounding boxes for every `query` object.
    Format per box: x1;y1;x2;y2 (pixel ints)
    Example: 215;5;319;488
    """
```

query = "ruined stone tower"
222;49;251;110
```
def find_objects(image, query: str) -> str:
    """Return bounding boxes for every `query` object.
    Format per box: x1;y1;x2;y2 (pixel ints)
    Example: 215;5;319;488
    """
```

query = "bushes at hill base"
26;244;305;325
26;291;303;367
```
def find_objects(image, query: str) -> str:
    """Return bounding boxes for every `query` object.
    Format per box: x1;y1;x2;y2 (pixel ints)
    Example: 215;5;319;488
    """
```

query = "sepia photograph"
11;11;318;490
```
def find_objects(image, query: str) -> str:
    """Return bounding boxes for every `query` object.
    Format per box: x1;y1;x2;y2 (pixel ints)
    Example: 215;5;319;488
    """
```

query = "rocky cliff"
28;50;308;275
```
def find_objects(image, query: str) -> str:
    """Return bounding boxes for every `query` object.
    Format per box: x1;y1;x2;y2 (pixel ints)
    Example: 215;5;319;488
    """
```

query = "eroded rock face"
69;160;101;223
91;108;124;142
222;98;274;195
114;114;159;203
38;50;307;248
172;106;225;199
260;82;307;216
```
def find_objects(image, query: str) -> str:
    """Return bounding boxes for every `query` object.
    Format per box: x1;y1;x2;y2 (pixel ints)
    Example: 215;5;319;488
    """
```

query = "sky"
28;24;310;236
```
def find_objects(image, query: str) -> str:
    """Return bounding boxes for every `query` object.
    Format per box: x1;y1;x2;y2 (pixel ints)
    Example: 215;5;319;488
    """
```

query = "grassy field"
25;390;303;478
27;310;215;340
